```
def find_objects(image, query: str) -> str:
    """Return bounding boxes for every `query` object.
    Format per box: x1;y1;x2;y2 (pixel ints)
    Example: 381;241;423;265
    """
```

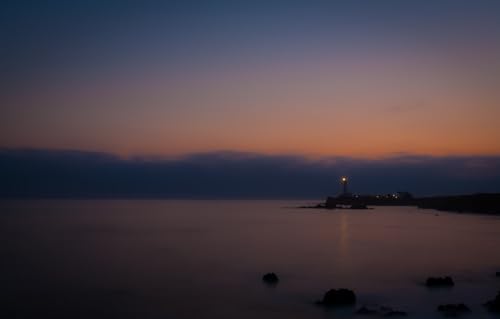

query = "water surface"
1;200;499;318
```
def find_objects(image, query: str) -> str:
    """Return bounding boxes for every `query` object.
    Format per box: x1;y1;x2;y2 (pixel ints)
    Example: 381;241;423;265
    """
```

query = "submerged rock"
484;291;500;313
318;289;356;306
426;276;454;287
262;272;279;284
437;303;470;316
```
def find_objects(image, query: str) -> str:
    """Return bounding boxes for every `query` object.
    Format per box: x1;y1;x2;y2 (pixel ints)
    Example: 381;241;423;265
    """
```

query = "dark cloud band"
1;149;499;198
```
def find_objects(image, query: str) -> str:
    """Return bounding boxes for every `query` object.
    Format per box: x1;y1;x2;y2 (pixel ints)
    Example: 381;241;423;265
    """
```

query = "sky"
1;1;500;197
1;0;500;158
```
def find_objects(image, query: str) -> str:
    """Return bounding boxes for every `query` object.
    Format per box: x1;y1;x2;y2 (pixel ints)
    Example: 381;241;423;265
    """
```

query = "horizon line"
2;146;500;162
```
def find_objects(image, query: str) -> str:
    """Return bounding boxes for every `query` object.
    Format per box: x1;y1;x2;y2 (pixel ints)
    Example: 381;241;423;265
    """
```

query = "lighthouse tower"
340;176;348;195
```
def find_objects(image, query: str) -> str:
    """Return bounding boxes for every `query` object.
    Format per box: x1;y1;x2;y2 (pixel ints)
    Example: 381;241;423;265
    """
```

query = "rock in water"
425;276;454;287
484;291;500;313
320;289;356;306
262;272;279;284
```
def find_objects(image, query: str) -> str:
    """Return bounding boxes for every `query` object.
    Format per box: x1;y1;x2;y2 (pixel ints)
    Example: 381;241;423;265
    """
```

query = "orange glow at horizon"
1;44;500;159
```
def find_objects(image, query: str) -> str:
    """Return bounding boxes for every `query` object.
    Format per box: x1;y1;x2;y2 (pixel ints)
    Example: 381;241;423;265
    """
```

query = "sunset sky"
1;1;500;158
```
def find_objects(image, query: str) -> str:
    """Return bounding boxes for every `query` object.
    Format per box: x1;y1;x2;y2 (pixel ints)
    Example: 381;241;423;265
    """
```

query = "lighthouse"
341;176;348;195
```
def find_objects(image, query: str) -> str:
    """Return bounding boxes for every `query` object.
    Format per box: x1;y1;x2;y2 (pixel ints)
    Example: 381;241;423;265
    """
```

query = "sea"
1;200;499;318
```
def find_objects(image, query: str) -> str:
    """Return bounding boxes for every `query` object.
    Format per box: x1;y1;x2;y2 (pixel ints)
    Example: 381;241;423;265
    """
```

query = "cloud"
1;148;500;198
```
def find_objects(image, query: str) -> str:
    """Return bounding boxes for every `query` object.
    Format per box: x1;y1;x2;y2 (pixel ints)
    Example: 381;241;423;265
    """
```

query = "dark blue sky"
3;0;500;81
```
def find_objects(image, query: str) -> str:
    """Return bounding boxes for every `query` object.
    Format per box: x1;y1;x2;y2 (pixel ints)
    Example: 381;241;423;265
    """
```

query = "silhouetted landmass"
300;192;415;209
416;193;500;214
324;193;415;209
303;193;500;215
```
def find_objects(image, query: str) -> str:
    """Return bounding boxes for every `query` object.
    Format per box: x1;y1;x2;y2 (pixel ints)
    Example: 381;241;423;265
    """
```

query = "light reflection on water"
0;200;499;318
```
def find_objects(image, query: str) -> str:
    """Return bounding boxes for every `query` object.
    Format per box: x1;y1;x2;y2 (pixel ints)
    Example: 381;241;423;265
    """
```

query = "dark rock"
437;303;470;316
319;288;356;306
262;272;279;284
426;276;454;287
484;291;500;313
496;271;500;277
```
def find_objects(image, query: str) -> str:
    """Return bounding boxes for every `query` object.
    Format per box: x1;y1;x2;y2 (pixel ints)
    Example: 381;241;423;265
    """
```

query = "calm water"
1;200;500;318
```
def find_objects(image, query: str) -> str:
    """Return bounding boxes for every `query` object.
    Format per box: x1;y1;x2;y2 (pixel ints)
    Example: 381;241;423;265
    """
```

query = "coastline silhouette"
301;177;500;214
